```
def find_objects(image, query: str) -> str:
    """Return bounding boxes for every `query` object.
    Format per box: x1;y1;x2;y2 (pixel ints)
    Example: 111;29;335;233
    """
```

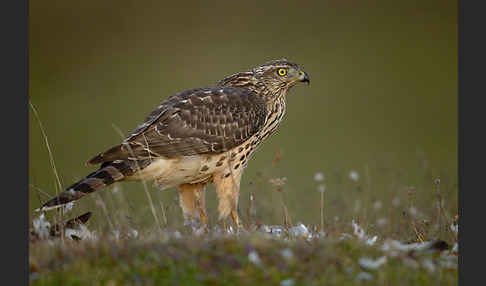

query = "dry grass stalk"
320;190;324;232
111;124;163;234
30;101;65;243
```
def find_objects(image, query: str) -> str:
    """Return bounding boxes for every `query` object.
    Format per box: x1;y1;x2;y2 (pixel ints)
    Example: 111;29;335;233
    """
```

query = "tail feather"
36;159;151;212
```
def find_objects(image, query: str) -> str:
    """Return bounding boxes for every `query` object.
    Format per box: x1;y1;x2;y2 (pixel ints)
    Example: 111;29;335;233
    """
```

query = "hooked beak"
298;71;310;85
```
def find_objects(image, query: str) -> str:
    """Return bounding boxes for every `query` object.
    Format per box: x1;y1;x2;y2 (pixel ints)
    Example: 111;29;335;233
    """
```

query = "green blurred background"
29;0;457;231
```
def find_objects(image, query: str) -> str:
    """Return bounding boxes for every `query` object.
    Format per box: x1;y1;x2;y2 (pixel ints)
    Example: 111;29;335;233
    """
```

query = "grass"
29;176;458;285
29;226;457;286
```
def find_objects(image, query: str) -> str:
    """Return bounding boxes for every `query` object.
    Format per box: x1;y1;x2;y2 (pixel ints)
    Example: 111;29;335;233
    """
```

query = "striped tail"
36;159;151;212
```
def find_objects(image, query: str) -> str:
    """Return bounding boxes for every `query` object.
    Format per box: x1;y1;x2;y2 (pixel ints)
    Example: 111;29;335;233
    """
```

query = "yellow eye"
277;68;287;76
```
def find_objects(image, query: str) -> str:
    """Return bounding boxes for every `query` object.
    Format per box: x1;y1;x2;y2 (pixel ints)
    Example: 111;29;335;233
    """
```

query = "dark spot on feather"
200;165;209;172
240;155;245;161
97;170;114;185
77;183;94;194
216;161;223;167
220;156;226;161
245;144;250;150
234;164;240;170
224;173;231;178
238;147;244;152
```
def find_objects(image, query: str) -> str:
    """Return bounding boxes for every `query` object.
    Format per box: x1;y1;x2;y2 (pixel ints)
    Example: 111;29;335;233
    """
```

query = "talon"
199;208;208;227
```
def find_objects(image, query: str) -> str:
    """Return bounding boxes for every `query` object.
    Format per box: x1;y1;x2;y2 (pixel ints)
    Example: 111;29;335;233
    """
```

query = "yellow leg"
178;182;207;228
213;168;244;231
199;206;208;226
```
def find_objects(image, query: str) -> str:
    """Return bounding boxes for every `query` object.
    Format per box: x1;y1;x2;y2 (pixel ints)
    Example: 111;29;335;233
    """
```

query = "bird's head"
253;59;310;96
218;59;310;99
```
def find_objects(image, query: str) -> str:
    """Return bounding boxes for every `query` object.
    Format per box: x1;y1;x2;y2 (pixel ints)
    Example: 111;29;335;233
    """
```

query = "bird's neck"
217;72;255;89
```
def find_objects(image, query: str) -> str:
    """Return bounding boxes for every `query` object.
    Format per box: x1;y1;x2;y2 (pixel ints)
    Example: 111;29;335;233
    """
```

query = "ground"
29;186;458;286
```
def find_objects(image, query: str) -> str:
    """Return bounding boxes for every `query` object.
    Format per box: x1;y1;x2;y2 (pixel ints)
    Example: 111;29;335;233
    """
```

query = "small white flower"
172;231;182;239
268;225;284;237
356;272;373;281
352;220;365;240
65;224;96;240
376;218;388;228
280;248;294;260
359;256;387;270
373;201;382;211
260;225;271;233
280;279;295;286
381;239;435;253
129;229;139;238
349;170;360;182
352;220;377;245
450;222;458;234
193;226;206;236
340;233;352;240
317;184;326;193
248;250;262;266
314;172;325;182
64;228;77;239
392;197;401;207
32;213;51;239
112;230;120;240
289;223;310;238
63;202;74;214
366;236;378;246
451;242;458;253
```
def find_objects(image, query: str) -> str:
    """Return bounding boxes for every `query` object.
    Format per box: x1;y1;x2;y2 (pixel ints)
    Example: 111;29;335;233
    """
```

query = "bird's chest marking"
256;98;287;143
220;98;287;176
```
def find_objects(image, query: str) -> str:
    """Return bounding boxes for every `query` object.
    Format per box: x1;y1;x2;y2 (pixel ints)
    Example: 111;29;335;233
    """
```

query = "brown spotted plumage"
38;59;310;230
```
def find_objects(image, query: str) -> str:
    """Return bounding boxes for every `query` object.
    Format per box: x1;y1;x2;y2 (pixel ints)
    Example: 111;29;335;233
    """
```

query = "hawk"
37;59;310;230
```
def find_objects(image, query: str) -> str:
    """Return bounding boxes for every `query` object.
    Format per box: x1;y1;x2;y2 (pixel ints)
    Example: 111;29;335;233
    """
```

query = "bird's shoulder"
125;86;266;141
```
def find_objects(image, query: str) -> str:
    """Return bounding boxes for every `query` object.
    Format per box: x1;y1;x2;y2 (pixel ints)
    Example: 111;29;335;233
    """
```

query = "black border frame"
1;0;28;284
459;0;482;285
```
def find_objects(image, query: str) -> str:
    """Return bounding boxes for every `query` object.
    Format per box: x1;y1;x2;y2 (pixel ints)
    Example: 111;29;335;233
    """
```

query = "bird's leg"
178;182;207;230
213;168;244;232
231;210;241;230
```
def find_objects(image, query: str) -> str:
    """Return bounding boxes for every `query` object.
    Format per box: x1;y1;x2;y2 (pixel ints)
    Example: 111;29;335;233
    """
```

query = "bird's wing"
88;87;268;164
